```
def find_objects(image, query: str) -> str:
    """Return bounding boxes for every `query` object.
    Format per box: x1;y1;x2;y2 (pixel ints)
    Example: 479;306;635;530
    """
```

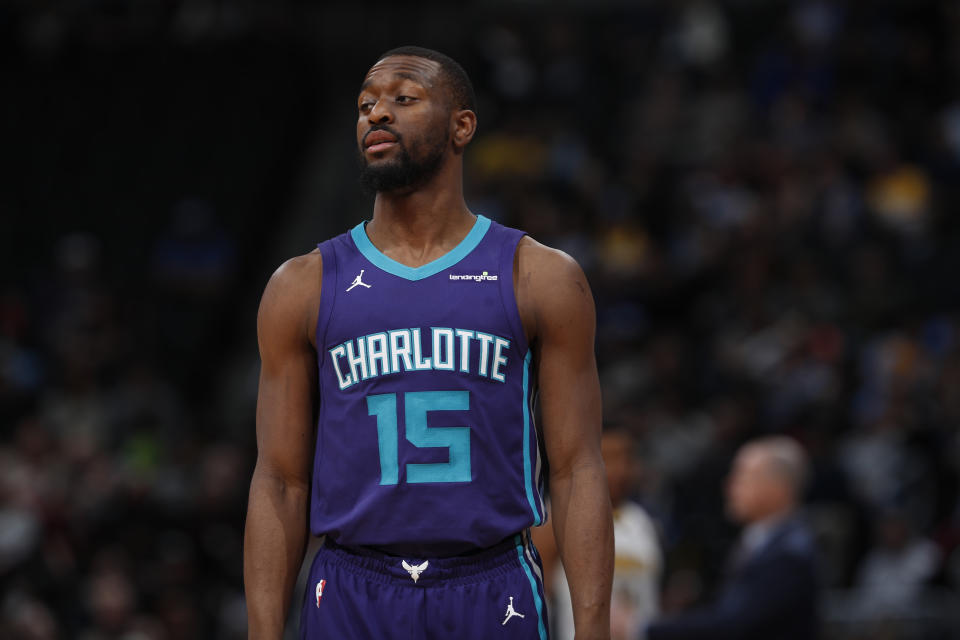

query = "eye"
395;95;414;104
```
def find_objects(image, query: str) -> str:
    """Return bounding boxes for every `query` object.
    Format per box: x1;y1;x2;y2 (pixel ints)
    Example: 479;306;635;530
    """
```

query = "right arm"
244;253;322;639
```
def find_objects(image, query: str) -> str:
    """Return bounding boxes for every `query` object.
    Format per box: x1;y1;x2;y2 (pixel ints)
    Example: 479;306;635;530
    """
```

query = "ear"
451;109;477;152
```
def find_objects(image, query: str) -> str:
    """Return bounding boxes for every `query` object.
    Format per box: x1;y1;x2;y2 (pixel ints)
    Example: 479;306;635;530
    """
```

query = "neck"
365;159;475;267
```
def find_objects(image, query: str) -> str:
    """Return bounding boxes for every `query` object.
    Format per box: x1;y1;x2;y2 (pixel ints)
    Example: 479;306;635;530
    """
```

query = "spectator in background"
535;428;662;640
854;509;941;615
645;436;818;640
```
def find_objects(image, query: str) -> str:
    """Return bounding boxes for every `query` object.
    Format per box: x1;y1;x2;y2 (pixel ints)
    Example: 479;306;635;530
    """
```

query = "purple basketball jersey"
312;215;545;553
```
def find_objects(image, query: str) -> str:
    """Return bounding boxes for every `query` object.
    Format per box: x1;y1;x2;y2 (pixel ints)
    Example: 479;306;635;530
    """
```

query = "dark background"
2;1;960;638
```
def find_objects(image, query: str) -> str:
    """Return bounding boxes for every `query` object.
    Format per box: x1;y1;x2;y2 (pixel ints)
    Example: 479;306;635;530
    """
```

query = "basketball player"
244;46;614;639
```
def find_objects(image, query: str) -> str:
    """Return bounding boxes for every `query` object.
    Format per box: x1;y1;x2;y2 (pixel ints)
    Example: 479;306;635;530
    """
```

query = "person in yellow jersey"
534;428;662;640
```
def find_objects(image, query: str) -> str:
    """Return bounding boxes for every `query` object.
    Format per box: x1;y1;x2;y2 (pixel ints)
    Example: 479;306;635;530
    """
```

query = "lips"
364;130;398;152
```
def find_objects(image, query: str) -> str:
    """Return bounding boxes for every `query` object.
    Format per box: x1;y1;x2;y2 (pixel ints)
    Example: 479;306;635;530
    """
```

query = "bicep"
254;261;319;487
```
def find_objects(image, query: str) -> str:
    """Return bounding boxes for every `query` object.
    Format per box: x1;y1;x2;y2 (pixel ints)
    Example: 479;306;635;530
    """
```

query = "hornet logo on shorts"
315;580;327;607
401;560;429;583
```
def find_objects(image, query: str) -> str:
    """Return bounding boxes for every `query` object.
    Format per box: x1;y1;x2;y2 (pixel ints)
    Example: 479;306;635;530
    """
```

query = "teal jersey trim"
514;534;548;640
350;215;492;281
521;351;541;525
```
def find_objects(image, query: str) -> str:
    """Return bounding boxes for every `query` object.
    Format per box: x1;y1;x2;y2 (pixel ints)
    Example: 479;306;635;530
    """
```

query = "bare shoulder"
515;236;594;343
258;249;323;347
517;235;588;286
261;249;323;307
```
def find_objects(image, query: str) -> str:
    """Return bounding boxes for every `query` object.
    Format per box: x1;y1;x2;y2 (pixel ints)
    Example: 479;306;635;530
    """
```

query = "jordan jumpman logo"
502;596;525;625
346;269;371;292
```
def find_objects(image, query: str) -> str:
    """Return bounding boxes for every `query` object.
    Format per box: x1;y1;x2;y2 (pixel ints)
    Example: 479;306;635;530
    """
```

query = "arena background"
3;1;960;638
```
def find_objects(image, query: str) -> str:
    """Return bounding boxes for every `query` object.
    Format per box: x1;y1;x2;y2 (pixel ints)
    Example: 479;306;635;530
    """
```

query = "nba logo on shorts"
316;580;327;607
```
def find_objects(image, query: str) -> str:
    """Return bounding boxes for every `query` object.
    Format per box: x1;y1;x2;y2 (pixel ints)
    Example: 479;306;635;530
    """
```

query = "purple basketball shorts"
300;531;549;639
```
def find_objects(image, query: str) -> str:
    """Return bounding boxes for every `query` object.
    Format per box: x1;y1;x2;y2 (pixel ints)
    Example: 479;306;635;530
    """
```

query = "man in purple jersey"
243;46;613;639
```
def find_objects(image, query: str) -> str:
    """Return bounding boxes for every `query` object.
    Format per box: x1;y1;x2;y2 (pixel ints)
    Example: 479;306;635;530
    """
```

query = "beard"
359;126;449;194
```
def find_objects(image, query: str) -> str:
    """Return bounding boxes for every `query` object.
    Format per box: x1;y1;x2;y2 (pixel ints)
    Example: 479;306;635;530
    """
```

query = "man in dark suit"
645;436;819;639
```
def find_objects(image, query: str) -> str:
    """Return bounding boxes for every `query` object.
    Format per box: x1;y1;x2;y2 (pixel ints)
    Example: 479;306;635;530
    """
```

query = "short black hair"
377;46;477;115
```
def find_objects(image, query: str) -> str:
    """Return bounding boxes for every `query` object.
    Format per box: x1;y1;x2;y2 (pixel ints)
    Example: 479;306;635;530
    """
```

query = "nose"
367;98;393;125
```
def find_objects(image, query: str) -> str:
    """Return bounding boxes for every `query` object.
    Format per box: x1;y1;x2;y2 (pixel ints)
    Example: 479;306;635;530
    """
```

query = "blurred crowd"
1;216;249;639
466;1;960;636
4;1;960;638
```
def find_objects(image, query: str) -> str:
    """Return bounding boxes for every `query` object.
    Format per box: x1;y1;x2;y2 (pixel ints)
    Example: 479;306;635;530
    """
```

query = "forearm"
244;466;310;639
550;462;614;639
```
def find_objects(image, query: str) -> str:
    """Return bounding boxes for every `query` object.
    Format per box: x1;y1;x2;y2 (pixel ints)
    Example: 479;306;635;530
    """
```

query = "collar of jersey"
350;215;491;281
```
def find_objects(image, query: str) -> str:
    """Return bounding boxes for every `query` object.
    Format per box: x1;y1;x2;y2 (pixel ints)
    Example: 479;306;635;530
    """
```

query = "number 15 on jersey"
366;390;472;485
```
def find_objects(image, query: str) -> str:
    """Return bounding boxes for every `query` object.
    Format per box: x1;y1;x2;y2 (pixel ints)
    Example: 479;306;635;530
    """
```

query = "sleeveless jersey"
311;215;546;554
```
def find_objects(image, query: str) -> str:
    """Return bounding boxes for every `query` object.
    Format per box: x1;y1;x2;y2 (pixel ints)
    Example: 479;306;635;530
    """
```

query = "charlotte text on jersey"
329;327;512;390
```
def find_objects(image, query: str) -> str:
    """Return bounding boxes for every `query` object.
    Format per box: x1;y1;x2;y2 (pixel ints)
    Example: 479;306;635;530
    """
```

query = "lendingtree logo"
449;271;498;282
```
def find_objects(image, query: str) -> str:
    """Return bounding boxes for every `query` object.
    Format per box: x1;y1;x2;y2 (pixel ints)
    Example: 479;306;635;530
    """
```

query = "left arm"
519;238;614;640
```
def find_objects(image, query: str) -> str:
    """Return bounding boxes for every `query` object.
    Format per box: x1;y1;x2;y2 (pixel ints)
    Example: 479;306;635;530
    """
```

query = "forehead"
734;447;768;473
360;55;442;93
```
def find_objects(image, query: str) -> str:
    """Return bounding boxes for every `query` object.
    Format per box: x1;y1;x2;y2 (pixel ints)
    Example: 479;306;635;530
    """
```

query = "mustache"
362;125;403;147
